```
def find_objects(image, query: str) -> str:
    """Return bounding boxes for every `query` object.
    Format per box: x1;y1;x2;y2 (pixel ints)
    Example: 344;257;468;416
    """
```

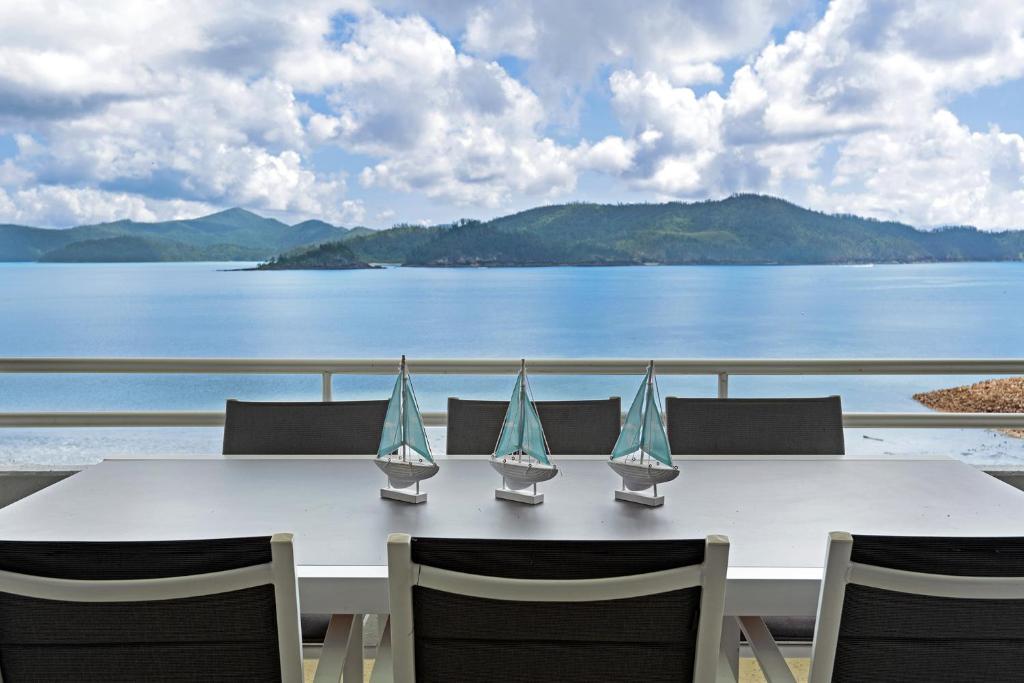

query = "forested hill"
0;208;364;262
5;195;1024;265
336;195;1024;267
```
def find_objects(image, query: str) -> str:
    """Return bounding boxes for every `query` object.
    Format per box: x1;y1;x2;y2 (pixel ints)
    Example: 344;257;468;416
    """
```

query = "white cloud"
0;185;215;228
292;11;578;206
814;110;1024;227
574;136;636;174
0;1;358;226
454;0;805;99
1;0;1023;229
464;4;537;59
594;0;1024;226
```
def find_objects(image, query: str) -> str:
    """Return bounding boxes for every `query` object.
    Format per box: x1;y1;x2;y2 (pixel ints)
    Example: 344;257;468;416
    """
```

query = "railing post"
321;372;332;402
717;372;729;398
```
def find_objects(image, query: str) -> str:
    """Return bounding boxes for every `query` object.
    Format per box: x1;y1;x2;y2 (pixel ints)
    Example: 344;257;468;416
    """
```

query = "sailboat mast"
518;359;526;463
400;355;407;462
640;361;655;464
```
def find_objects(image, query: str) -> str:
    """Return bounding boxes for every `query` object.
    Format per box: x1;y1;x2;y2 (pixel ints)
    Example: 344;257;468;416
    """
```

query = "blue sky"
0;0;1022;230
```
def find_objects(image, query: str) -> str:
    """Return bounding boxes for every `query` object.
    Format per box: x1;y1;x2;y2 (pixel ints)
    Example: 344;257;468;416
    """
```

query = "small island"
256;241;378;270
256;195;1024;270
915;378;1024;438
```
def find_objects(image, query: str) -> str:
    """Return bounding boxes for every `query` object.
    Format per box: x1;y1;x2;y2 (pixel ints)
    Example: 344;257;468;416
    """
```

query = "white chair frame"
0;533;354;683
808;531;1024;682
384;533;729;683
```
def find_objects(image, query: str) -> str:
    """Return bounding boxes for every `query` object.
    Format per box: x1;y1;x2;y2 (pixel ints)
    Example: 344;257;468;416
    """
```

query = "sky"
0;0;1022;230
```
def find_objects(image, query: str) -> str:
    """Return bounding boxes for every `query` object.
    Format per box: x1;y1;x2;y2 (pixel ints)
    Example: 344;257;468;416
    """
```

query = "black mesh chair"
445;399;508;455
446;397;621;455
384;533;729;682
665;396;843;656
536;398;621;455
0;534;353;682
665;396;845;455
222;399;389;455
808;532;1024;682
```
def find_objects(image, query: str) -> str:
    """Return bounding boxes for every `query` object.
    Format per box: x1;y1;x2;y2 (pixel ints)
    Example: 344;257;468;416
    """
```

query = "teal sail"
493;363;551;465
494;373;523;458
377;371;403;457
610;362;672;466
377;358;434;463
641;377;672;466
611;366;648;458
401;370;433;462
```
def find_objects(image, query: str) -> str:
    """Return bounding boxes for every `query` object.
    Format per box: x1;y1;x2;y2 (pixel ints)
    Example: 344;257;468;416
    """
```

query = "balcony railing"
1;357;1023;430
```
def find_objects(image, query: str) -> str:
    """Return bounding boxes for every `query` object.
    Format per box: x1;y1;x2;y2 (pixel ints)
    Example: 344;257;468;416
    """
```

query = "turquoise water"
1;261;1022;467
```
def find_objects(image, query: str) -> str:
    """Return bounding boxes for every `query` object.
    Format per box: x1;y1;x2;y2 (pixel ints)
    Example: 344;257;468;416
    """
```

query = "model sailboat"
608;361;679;506
491;360;558;504
376;356;439;503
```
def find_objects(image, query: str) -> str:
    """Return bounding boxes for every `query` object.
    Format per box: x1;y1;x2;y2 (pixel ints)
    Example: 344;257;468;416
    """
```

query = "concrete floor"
303;659;373;682
741;658;809;682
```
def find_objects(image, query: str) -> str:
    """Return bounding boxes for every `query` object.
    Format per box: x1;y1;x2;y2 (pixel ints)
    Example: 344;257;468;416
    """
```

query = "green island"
3;195;1023;267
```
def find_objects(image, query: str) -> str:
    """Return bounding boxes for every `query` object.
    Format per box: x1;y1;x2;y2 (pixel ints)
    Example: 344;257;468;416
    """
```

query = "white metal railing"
1;357;1023;430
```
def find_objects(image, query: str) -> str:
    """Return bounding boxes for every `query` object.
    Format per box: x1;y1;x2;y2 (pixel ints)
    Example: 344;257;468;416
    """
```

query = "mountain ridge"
3;195;1024;265
0;209;355;262
364;195;1024;267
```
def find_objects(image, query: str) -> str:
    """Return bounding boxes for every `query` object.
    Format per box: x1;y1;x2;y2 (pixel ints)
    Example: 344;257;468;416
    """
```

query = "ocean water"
1;261;1022;468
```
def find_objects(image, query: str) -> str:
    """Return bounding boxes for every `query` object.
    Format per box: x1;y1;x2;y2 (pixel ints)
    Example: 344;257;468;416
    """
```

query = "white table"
2;455;1024;618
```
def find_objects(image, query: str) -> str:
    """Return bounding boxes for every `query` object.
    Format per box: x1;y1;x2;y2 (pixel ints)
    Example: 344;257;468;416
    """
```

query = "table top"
3;456;1024;573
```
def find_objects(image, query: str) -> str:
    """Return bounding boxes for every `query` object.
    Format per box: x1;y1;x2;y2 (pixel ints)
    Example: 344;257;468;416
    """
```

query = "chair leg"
717;617;740;683
369;616;393;683
737;616;796;683
344;615;364;682
312;614;363;683
374;613;388;648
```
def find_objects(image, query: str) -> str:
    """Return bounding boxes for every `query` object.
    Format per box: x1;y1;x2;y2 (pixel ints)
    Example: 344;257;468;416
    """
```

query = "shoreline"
914;377;1024;438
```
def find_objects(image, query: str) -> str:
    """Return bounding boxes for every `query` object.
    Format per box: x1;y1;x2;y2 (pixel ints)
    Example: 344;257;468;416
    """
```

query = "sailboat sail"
641;379;672;466
521;397;549;463
402;373;433;462
610;363;672;466
377;371;404;457
611;366;648;459
377;360;434;463
494;373;523;458
494;366;551;465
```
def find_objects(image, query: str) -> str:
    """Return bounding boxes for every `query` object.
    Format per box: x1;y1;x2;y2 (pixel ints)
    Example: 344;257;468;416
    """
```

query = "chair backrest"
0;534;303;682
387;533;729;683
536;398;621;455
809;532;1024;683
445;399;508;455
223;399;389;455
665;396;845;455
446;397;622;455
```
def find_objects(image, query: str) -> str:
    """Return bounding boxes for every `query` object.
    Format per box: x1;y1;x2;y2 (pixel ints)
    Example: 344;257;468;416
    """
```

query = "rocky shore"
914;377;1024;438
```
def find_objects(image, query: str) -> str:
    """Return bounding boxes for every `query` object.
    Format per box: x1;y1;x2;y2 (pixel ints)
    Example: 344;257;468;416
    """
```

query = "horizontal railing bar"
2;412;1022;429
1;358;1024;375
842;413;1024;428
0;412;227;427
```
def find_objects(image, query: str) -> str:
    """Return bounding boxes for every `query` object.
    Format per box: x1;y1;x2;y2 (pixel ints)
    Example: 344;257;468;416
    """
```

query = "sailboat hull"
375;458;439;490
608;460;679;491
490;459;558;491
